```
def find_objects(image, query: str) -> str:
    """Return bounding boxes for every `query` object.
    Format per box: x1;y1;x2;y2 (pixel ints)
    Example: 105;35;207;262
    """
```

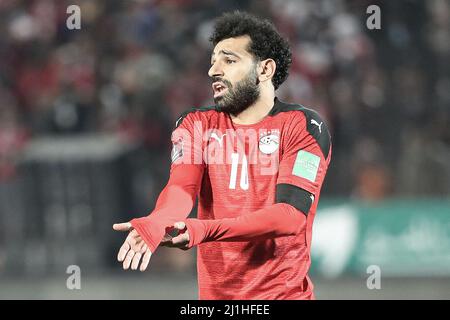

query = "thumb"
173;221;186;231
171;233;188;246
113;222;132;232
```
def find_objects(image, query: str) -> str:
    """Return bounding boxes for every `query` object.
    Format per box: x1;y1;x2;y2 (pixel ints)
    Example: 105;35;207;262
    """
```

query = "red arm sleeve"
130;112;205;252
184;203;306;247
130;164;203;252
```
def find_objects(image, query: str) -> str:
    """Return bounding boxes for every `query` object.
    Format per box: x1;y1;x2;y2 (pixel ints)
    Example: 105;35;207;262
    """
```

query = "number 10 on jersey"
229;153;249;190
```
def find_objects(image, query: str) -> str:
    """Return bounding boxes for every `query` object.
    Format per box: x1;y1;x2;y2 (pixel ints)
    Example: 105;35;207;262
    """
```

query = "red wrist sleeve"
130;216;172;253
185;203;306;248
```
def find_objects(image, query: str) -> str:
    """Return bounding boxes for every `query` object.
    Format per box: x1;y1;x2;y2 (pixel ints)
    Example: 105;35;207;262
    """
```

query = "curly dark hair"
210;11;292;90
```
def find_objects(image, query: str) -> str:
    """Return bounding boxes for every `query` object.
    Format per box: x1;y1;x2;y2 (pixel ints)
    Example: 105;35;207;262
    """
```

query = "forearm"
130;185;193;252
153;164;203;217
130;164;203;252
185;203;306;247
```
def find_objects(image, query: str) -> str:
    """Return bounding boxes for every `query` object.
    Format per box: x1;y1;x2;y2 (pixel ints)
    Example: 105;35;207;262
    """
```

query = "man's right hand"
113;222;153;272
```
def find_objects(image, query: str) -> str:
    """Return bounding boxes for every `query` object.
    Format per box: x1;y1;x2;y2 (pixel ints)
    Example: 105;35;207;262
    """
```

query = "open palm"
113;222;152;271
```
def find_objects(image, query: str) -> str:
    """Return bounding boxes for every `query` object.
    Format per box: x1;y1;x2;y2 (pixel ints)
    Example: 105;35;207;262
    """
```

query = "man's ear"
258;59;276;83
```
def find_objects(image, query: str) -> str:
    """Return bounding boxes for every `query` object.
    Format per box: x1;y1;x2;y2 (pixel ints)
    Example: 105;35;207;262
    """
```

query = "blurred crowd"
0;0;449;200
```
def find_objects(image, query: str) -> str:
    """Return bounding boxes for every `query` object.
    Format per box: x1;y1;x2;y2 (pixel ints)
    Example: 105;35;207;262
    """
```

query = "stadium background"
0;0;449;299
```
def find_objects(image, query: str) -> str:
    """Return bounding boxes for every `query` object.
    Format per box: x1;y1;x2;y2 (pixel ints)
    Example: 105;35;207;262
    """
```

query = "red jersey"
169;97;332;300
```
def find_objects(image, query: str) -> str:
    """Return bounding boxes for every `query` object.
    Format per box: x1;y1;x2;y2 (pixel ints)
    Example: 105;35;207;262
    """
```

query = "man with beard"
113;11;332;300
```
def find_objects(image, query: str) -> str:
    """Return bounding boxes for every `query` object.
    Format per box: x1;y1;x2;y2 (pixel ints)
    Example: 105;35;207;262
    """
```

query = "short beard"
214;67;260;117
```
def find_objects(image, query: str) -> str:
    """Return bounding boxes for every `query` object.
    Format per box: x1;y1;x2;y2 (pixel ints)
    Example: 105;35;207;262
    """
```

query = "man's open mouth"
212;82;228;98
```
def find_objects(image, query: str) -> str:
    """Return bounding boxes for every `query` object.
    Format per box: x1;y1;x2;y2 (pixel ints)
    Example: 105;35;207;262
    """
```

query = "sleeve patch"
292;150;320;182
171;138;184;163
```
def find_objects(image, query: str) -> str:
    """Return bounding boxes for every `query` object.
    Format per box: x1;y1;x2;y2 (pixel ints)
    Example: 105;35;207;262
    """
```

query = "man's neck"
230;91;275;125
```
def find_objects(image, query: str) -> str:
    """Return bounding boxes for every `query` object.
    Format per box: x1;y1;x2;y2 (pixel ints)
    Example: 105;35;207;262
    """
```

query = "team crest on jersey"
171;138;184;163
259;130;280;155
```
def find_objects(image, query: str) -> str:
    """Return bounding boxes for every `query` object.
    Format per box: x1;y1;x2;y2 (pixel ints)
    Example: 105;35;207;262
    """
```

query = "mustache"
211;77;232;88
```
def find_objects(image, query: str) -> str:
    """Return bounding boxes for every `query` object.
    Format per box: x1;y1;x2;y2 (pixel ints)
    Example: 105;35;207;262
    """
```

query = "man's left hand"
160;221;190;250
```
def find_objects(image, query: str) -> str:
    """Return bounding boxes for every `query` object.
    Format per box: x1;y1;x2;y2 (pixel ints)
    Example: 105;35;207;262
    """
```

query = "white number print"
229;153;249;190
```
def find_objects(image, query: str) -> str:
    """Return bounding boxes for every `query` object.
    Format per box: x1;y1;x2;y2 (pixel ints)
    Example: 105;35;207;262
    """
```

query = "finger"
160;240;169;247
117;241;130;262
160;234;173;247
118;230;137;261
123;249;135;270
113;222;132;232
162;233;173;241
139;244;148;254
131;252;142;270
160;240;174;247
171;233;188;246
140;248;152;272
173;221;186;230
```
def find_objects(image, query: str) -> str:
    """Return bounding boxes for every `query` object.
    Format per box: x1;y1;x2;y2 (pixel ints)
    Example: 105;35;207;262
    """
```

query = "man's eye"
226;59;236;64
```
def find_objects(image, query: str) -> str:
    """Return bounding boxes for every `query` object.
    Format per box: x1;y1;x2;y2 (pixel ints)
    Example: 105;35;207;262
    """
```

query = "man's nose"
208;62;223;78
